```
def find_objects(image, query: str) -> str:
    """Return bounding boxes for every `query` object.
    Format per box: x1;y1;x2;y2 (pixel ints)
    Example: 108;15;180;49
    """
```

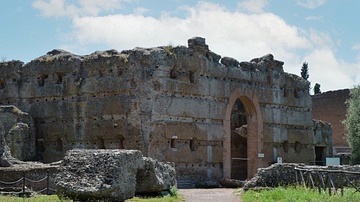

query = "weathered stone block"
0;105;36;161
136;157;176;194
0;122;12;167
55;149;144;201
7;123;32;160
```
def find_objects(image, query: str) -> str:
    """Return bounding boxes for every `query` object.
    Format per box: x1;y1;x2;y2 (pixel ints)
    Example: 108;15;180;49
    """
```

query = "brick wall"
312;89;349;152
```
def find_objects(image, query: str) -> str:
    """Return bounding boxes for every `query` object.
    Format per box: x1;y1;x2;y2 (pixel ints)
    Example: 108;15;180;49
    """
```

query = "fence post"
339;173;344;196
327;173;332;196
22;171;26;195
46;169;50;195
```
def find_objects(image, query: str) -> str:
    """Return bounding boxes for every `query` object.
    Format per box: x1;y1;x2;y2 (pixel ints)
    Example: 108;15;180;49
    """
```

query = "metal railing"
0;169;56;195
295;167;360;196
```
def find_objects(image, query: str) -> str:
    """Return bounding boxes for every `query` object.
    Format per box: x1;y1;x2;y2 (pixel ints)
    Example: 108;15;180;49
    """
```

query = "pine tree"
301;62;309;80
314;83;321;94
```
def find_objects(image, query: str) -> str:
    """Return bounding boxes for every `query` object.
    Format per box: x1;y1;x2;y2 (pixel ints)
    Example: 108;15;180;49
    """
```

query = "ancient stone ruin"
55;149;176;201
0;105;37;167
243;163;360;190
0;37;332;187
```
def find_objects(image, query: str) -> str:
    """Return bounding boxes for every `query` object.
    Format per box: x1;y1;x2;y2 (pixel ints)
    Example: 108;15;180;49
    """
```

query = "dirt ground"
178;188;242;202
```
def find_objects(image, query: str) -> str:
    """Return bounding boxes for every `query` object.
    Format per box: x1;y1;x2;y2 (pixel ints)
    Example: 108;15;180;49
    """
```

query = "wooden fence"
295;167;360;196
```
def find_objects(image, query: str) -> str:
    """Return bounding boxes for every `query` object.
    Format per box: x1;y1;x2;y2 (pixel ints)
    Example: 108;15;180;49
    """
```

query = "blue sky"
1;0;360;92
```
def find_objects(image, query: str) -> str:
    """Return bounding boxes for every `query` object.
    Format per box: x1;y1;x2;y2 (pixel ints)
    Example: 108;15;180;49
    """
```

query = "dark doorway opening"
315;146;325;165
231;99;248;180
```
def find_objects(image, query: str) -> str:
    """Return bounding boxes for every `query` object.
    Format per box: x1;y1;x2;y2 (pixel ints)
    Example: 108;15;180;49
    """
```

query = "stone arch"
223;87;263;179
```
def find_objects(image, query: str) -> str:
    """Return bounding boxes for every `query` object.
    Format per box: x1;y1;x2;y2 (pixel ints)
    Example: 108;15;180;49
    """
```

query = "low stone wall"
244;163;360;190
0;162;58;193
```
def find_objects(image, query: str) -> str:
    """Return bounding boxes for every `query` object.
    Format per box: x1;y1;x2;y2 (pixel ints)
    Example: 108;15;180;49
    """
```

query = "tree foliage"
343;85;360;164
314;83;321;94
301;62;309;80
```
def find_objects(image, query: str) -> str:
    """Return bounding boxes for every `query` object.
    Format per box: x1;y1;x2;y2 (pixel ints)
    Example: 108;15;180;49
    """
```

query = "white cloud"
69;2;310;59
237;0;268;13
296;0;327;9
305;16;323;21
133;7;149;16
35;1;359;92
33;0;127;17
352;44;360;51
303;48;358;91
308;29;333;48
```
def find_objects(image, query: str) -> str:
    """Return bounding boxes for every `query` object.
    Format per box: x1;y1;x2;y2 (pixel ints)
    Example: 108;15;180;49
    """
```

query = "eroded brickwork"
0;37;316;186
312;89;349;155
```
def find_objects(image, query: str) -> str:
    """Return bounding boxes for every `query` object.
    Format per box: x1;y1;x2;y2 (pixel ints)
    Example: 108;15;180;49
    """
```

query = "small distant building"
312;89;350;163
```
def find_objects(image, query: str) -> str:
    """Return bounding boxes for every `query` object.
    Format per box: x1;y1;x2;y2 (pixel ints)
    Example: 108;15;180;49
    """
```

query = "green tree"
301;62;309;80
343;85;360;164
314;83;321;94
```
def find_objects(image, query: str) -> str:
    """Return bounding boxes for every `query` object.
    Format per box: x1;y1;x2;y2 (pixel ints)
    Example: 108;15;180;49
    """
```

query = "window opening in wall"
98;137;106;149
189;137;198;151
170;69;177;79
37;74;48;87
170;136;177;149
0;80;6;89
56;74;63;84
283;140;289;153
231;98;248;180
119;135;125;149
283;88;287;97
189;71;195;83
56;137;63;152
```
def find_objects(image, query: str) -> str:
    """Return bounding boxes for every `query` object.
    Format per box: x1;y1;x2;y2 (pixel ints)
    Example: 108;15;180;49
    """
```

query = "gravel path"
178;188;242;202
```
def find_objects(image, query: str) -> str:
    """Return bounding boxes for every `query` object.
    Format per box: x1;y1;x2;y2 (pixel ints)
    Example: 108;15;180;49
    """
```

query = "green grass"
242;186;360;202
126;195;183;202
0;194;182;202
126;187;183;202
0;194;71;202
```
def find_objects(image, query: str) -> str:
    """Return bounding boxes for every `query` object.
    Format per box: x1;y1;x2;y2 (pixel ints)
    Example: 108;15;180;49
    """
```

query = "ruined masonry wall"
0;37;313;185
312;89;349;154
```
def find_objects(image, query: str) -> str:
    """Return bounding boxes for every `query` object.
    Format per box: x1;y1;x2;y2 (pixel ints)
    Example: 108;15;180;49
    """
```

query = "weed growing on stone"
169;186;179;197
119;53;129;63
126;187;182;202
163;46;176;59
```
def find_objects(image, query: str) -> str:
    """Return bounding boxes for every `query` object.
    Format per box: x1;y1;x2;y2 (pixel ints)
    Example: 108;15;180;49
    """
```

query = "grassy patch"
0;195;71;202
126;195;183;202
242;186;360;202
0;194;183;202
127;187;183;202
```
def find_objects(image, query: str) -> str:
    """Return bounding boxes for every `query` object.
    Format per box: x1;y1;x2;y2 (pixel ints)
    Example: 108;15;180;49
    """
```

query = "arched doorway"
230;99;248;179
223;88;263;179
